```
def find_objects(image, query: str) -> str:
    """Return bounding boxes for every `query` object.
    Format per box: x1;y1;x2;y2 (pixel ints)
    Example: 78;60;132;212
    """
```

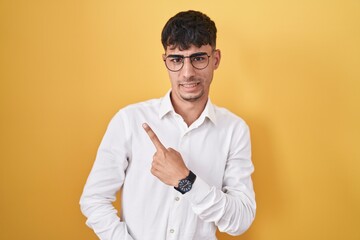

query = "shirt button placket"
167;193;182;239
168;116;188;239
167;227;177;239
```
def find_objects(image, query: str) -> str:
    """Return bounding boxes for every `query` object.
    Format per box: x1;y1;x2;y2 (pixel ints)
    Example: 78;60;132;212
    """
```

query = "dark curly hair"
161;10;217;51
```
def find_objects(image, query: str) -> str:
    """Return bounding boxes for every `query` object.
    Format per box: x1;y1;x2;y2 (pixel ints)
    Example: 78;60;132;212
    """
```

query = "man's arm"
80;111;134;240
184;123;255;235
143;122;256;236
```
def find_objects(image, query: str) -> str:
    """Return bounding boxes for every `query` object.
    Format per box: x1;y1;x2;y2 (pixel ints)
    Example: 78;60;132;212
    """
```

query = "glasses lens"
165;56;183;71
190;54;209;70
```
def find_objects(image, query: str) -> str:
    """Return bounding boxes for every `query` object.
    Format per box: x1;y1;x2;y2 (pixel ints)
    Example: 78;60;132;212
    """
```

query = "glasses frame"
163;52;212;72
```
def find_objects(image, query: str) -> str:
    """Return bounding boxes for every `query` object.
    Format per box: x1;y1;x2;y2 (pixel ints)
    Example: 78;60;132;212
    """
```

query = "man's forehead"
165;44;212;54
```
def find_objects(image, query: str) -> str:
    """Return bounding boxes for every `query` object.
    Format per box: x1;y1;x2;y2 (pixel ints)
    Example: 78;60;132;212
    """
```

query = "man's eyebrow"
190;52;208;57
166;52;208;58
166;54;184;58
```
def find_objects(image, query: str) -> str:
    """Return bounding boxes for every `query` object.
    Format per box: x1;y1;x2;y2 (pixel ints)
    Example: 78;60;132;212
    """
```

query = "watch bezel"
177;179;193;193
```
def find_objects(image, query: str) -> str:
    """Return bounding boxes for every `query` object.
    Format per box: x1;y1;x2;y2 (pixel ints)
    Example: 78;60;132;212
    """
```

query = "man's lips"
180;82;200;88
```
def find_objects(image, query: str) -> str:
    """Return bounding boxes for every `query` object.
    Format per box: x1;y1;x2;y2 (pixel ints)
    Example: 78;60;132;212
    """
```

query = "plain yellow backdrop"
0;0;359;239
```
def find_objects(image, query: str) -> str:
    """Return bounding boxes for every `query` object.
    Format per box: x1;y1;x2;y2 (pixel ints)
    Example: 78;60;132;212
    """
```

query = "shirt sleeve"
79;111;134;240
183;122;256;236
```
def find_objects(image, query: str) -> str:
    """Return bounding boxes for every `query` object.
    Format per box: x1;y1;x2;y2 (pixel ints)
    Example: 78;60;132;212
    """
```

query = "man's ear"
213;49;221;69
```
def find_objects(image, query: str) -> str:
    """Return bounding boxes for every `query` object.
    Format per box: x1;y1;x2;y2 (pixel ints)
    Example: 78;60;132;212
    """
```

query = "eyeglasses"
163;52;211;72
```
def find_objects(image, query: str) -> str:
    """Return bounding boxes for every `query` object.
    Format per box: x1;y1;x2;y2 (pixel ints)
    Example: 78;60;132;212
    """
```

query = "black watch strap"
186;171;196;183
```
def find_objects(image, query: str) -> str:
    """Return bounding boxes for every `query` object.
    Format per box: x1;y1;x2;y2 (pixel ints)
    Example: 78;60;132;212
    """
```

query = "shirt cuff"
183;176;212;204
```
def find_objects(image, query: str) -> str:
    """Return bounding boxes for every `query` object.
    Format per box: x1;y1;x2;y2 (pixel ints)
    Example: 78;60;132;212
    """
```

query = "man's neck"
170;94;208;127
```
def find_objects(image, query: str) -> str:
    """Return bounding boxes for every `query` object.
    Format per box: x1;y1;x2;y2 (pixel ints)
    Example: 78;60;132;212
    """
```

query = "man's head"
161;10;217;51
160;11;221;107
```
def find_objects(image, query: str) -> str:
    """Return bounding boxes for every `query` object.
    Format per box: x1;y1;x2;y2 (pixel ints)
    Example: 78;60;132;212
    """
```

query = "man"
80;10;256;240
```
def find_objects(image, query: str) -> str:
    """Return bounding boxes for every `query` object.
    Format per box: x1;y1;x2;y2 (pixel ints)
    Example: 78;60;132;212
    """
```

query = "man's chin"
180;92;204;102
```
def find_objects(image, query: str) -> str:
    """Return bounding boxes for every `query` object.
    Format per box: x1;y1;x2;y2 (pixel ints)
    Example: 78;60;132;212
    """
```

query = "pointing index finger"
142;123;166;151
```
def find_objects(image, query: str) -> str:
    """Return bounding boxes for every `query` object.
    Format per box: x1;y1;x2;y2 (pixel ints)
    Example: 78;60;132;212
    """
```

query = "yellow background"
1;0;359;239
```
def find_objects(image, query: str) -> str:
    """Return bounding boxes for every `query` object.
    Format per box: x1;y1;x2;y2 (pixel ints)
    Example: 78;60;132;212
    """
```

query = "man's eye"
192;56;206;62
170;57;183;63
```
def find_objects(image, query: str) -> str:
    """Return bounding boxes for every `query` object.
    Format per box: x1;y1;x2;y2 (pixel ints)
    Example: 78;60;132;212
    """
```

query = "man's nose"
181;58;196;78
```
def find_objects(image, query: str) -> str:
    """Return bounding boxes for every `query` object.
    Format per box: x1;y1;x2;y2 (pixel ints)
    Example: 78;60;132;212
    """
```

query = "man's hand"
142;123;189;187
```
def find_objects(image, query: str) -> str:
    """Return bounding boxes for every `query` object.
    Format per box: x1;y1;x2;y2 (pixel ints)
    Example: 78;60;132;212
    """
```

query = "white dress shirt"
80;91;256;240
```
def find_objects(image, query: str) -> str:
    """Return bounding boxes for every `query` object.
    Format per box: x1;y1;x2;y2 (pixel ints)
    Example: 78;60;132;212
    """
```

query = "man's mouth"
180;82;200;88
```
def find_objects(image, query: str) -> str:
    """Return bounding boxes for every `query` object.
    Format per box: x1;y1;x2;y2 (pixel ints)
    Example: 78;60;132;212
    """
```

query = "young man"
80;10;256;240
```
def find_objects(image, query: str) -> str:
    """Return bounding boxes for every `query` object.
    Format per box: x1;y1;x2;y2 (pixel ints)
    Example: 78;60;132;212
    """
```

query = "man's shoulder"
112;97;162;120
212;104;248;128
123;98;161;111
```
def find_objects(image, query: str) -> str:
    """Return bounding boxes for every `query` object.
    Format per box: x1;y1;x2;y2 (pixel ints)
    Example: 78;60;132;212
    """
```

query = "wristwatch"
174;170;197;194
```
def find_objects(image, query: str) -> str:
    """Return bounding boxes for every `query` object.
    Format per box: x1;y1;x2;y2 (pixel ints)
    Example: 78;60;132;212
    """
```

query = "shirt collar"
159;90;217;125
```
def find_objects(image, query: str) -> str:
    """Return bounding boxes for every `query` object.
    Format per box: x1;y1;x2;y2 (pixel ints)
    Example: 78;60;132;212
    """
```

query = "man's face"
163;44;221;105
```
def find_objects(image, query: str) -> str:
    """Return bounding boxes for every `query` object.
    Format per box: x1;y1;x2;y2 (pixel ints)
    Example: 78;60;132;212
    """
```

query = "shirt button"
175;197;180;201
170;229;175;233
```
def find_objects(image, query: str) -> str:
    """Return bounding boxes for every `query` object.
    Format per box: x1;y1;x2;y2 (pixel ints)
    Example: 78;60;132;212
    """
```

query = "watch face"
178;179;192;193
